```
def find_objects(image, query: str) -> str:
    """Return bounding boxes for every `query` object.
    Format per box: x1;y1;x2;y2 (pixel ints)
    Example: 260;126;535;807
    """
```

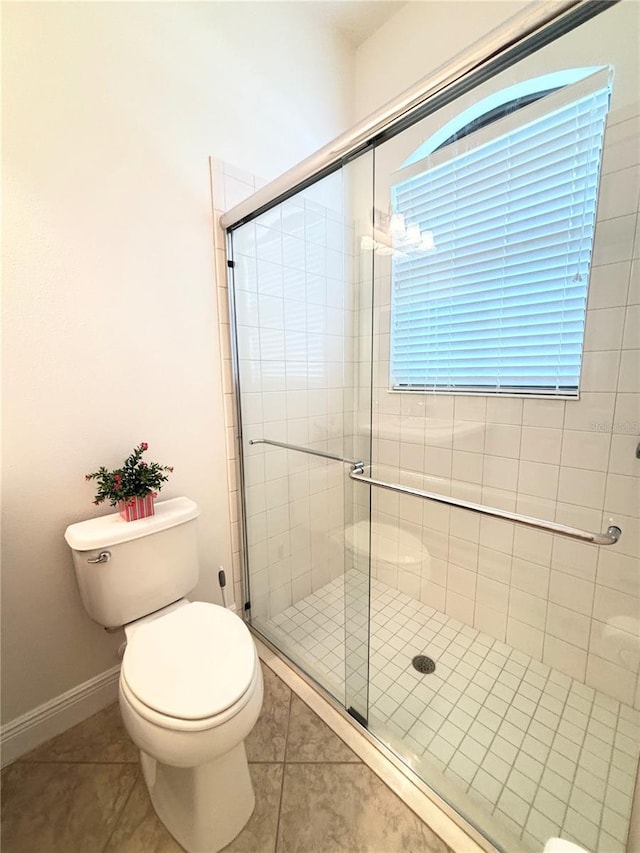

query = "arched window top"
401;67;608;169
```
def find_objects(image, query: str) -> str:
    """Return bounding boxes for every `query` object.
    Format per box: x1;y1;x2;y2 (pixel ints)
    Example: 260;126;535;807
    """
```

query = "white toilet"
64;496;263;853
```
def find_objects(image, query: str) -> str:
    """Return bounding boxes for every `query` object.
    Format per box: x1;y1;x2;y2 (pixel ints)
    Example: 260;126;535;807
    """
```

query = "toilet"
64;496;263;853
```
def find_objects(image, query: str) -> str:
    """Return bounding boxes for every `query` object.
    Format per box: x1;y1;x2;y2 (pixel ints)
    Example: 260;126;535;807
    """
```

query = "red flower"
140;442;149;451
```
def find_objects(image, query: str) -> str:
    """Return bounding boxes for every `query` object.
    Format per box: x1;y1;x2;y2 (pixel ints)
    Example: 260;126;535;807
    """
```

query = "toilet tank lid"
64;497;199;551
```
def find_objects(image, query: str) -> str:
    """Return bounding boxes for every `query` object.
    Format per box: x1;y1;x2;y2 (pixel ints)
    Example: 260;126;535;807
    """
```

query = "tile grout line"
520;666;574;842
250;759;362;765
100;764;141;853
558;678;598;844
598;699;625;850
17;759;140;766
272;684;293;853
453;638;530;825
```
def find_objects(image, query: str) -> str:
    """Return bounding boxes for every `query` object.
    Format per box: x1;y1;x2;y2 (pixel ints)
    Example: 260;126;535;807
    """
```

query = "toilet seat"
121;601;258;728
120;651;261;733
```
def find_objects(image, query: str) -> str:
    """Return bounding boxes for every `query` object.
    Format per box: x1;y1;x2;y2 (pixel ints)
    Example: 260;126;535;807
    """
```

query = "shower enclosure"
222;2;639;850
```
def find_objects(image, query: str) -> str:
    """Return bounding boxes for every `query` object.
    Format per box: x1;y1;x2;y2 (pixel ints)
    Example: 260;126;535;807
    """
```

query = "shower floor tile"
255;576;640;853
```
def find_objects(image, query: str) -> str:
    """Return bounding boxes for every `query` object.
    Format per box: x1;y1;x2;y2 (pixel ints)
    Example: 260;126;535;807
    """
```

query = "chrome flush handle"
87;550;111;564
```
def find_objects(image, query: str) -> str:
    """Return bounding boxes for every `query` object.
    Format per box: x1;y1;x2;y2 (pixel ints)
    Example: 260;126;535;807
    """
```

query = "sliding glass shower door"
229;155;375;720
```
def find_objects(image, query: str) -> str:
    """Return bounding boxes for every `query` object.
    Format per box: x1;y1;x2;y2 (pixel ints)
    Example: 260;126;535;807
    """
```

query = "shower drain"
412;655;436;674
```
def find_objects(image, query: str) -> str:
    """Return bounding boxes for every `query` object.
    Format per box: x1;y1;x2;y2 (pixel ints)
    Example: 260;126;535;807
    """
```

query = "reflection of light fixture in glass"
360;235;395;255
389;213;406;236
368;206;436;256
406;223;421;244
419;230;435;252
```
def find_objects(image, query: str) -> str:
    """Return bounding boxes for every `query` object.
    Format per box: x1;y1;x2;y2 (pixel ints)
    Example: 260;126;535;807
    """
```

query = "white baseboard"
1;664;121;767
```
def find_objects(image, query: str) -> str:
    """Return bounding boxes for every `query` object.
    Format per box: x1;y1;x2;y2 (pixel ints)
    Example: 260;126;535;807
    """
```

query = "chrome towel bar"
248;438;363;468
349;464;621;547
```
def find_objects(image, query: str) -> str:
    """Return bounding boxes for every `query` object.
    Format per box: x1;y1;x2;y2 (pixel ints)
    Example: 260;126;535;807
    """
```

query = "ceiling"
303;1;407;46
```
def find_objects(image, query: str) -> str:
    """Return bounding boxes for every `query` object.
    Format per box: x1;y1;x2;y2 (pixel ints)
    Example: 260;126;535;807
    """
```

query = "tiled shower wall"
211;159;355;621
365;102;640;707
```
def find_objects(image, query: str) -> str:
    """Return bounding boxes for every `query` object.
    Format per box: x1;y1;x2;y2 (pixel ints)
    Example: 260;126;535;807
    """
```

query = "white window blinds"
390;69;611;395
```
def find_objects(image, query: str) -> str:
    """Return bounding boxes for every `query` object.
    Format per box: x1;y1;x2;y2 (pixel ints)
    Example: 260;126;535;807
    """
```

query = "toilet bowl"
118;600;264;853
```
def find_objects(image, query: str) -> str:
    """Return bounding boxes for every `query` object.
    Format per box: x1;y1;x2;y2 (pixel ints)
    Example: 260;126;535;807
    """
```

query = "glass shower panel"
229;155;374;713
358;2;640;850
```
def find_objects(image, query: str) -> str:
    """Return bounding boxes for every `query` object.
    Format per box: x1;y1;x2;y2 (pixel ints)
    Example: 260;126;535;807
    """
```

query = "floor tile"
245;664;291;762
285;695;360;763
276;762;450;853
223;764;283;853
103;776;183;853
104;764;283;853
19;703;138;764
1;761;138;853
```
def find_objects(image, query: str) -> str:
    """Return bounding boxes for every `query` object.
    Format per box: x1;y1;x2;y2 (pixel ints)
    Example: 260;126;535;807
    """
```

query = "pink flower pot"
118;495;155;522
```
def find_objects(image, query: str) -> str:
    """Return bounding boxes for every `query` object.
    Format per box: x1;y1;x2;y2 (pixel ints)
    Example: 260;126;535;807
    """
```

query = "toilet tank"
64;497;200;629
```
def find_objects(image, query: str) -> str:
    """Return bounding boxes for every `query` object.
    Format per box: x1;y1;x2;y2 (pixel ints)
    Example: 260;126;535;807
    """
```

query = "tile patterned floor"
257;576;640;853
0;663;450;853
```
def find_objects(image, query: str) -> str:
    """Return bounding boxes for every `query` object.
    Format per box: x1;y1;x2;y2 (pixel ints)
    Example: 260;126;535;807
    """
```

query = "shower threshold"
253;576;639;853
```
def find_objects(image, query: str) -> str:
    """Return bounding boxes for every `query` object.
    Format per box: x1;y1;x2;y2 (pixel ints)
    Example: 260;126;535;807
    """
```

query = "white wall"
1;1;353;725
354;0;527;120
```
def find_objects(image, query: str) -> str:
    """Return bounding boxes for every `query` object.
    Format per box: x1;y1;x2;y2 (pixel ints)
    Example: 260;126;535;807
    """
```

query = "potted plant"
85;442;174;521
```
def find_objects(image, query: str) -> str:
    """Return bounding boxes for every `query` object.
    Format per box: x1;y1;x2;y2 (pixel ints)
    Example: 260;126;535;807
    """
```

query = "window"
389;68;612;396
